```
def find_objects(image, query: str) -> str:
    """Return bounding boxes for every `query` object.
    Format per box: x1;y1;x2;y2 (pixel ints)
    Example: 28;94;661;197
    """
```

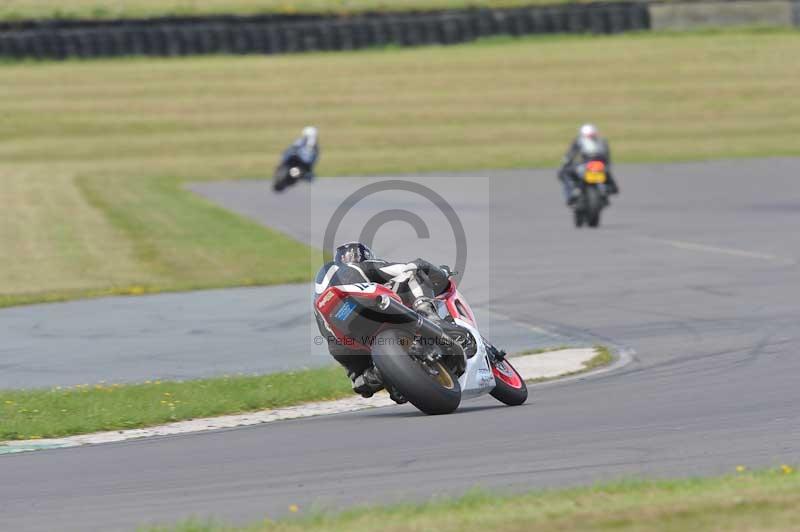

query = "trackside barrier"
0;3;649;60
1;1;797;61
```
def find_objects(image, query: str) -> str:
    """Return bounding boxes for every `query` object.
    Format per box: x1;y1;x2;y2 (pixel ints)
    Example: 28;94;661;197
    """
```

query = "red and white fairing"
315;264;519;400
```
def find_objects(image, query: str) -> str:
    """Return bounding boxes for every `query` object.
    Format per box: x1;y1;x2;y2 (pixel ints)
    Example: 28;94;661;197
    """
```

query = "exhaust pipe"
373;295;452;346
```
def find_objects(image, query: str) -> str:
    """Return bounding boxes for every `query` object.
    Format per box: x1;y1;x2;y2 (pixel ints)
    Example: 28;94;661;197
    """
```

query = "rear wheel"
372;329;461;415
490;359;528;406
574;209;585;228
585;187;602;228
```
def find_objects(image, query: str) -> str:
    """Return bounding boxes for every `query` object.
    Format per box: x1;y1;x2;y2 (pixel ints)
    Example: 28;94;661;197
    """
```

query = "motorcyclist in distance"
281;126;320;180
558;124;619;205
313;242;506;400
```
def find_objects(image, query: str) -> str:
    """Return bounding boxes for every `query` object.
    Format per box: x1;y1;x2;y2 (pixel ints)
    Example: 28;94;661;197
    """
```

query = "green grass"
0;366;352;441
2;0;625;22
0;346;608;441
146;468;800;531
0;172;314;309
1;30;799;305
584;345;613;370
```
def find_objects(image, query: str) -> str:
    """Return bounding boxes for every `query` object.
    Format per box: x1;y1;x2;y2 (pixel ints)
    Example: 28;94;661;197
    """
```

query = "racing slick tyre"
489;359;528;406
372;329;461;415
574;209;585;228
585;187;602;228
272;165;289;192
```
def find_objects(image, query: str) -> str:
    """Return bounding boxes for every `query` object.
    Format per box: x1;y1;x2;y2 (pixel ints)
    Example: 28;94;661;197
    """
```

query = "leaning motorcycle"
314;265;528;415
573;160;609;228
272;151;310;192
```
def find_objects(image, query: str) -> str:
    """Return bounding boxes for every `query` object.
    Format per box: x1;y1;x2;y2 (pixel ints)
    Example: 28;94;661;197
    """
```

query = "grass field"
1;30;799;305
3;1;610;22
149;469;800;531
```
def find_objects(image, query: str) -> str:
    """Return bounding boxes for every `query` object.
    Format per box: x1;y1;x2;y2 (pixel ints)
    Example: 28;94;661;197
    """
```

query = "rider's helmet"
579;123;599;139
302;126;318;147
334;242;374;264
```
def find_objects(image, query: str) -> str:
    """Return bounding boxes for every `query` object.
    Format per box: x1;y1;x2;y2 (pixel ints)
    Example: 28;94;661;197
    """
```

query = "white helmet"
579;123;598;139
302;126;318;147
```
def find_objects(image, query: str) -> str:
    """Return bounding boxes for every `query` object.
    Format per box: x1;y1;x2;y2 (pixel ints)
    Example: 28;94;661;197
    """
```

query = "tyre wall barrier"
0;3;650;60
2;1;795;61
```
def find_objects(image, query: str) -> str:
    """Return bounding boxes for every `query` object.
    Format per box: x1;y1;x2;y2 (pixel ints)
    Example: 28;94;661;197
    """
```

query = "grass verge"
516;345;613;383
3;0;634;22
1;30;799;305
146;467;800;531
0;346;607;441
0;366;352;441
582;345;613;371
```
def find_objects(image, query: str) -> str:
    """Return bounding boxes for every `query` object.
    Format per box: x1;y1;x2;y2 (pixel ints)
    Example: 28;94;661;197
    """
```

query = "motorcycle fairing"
436;281;495;397
316;284;403;351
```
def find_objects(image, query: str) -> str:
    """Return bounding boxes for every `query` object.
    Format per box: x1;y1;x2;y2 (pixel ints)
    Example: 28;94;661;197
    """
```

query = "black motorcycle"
572;160;610;228
272;151;311;192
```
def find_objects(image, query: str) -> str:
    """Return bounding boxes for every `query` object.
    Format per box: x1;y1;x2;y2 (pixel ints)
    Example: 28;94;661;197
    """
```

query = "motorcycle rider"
558;123;619;205
313;242;506;399
280;126;320;180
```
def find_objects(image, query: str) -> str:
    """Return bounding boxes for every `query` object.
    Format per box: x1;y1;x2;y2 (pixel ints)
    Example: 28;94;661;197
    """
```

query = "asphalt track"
3;158;800;531
0;286;564;389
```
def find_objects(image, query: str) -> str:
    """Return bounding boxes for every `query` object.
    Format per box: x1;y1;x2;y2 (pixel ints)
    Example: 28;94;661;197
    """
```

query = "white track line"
638;237;795;264
0;348;598;455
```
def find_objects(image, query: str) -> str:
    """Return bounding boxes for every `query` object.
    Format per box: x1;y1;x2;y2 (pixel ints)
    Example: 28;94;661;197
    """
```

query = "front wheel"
272;165;289;192
372;329;461;415
490;359;528;406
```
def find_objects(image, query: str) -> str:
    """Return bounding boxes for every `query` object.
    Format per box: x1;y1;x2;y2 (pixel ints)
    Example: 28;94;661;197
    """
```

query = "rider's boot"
349;366;383;398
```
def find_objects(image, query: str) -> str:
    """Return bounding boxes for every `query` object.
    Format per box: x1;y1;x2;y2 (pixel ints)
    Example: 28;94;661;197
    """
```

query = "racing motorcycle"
572;159;610;228
272;150;311;192
315;264;528;415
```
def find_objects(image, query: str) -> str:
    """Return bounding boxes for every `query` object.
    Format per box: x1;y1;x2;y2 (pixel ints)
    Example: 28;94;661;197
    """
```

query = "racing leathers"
313;258;449;377
558;135;619;204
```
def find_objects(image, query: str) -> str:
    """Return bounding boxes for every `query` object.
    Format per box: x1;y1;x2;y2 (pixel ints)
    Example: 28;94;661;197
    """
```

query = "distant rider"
558;124;619;205
281;126;320;180
313;242;506;400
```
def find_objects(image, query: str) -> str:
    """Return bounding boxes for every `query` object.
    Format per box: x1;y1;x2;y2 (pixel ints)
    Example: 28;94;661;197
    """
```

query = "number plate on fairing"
584;170;607;184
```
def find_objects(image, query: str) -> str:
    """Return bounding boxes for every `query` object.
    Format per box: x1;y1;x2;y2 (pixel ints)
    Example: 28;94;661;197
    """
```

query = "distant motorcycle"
314;264;528;415
572;160;610;228
272;149;312;192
